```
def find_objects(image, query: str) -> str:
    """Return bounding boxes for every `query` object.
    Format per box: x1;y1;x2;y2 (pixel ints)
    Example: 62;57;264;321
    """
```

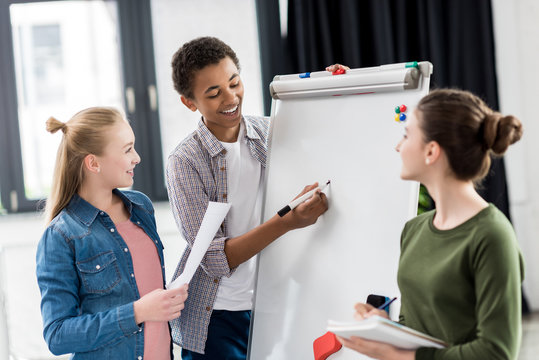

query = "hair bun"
483;113;523;155
46;117;67;134
482;113;499;150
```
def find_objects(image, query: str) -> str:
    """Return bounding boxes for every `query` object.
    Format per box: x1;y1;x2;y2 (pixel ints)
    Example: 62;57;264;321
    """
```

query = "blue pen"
377;296;397;310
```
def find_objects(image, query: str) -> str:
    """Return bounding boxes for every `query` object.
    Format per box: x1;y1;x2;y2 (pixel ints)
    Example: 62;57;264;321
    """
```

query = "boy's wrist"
269;213;295;234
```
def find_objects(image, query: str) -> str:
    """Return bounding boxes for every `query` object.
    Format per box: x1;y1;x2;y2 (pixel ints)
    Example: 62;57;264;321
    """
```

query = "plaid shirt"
166;115;269;353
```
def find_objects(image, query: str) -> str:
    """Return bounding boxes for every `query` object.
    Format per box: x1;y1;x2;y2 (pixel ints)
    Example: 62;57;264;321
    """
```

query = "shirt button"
137;221;140;225
220;167;225;171
222;193;227;199
124;248;129;252
205;306;211;311
155;240;158;244
96;265;101;270
110;228;115;233
100;211;104;215
213;278;219;283
138;328;142;332
131;273;135;278
138;356;142;360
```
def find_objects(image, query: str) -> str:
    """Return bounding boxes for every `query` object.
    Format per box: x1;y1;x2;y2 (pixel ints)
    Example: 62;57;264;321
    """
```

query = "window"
0;0;165;213
10;2;124;200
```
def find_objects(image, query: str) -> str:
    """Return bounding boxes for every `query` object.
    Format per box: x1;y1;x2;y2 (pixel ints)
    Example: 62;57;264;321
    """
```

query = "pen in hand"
277;180;330;217
377;297;397;310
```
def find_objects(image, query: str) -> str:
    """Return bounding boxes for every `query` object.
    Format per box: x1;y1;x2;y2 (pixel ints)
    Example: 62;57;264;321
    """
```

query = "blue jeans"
181;310;251;360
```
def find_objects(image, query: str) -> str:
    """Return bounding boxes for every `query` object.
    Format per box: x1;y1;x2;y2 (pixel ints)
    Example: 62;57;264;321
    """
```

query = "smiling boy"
166;37;328;359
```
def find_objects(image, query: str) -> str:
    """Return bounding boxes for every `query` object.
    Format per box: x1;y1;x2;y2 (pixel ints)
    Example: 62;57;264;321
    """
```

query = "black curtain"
255;0;529;314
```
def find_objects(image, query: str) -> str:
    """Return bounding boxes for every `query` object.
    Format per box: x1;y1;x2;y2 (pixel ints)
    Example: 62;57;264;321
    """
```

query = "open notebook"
327;315;448;350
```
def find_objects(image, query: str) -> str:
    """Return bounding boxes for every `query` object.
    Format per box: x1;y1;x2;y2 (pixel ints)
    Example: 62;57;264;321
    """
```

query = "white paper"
167;201;231;289
327;315;447;349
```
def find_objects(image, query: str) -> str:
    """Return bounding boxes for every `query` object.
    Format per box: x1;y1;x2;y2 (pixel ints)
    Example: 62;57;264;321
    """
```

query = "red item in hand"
313;331;343;360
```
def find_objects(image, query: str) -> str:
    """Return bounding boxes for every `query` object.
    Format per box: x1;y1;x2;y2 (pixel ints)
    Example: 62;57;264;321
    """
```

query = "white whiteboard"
248;63;432;360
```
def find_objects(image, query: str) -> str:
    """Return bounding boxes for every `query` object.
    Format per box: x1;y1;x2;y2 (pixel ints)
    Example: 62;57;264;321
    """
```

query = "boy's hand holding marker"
278;181;330;229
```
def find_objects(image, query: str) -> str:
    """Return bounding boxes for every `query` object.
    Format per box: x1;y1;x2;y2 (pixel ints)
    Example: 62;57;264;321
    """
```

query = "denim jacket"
36;189;169;360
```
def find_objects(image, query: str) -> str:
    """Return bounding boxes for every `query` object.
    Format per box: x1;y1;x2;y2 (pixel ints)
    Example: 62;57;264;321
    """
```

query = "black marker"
277;180;330;217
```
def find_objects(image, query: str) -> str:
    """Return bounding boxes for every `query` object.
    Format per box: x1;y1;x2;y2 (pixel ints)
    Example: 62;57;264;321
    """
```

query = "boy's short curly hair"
171;37;240;99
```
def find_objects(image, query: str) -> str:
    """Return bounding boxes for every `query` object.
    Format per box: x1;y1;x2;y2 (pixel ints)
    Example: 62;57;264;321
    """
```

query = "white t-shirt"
213;121;263;310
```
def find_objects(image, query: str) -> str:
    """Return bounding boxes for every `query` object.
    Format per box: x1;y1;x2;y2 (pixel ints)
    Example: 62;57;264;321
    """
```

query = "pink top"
116;220;171;360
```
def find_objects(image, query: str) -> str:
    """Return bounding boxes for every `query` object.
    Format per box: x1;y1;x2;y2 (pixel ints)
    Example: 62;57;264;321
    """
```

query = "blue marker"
377;296;397;310
299;72;311;78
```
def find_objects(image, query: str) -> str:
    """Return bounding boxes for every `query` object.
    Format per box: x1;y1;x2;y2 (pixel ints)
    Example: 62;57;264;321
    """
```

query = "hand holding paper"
167;202;231;289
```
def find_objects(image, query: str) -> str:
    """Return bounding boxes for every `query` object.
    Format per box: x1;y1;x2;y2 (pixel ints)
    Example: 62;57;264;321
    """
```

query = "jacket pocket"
77;251;121;294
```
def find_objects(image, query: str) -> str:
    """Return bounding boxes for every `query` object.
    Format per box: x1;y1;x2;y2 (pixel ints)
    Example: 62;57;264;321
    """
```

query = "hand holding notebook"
327;315;447;350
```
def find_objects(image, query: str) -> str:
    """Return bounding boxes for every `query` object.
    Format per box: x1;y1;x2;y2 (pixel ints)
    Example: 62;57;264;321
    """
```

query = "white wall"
150;0;264;172
492;0;539;310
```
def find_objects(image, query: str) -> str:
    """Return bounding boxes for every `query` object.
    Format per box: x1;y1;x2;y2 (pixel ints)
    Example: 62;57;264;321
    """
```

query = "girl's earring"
425;158;430;165
97;168;101;173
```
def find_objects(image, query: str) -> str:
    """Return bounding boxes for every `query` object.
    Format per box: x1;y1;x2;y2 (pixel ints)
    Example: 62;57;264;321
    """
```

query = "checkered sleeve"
166;151;233;278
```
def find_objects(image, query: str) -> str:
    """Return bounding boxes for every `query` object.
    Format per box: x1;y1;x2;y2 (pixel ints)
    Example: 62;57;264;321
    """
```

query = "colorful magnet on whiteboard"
299;72;311;78
399;113;407;121
395;114;401;122
313;332;342;360
395;106;401;114
399;104;407;113
332;68;346;75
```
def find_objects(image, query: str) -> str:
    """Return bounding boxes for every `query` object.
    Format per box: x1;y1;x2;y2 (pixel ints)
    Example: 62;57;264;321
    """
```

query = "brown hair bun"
490;115;523;155
417;88;523;182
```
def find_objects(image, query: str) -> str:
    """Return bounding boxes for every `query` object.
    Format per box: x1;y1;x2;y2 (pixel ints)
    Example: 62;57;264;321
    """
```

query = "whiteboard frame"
248;62;432;360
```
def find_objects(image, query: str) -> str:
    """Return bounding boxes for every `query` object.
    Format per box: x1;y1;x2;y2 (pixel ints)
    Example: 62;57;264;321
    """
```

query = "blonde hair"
44;107;125;223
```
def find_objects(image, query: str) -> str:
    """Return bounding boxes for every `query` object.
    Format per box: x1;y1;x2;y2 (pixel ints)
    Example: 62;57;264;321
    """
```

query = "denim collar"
66;189;142;227
196;116;261;158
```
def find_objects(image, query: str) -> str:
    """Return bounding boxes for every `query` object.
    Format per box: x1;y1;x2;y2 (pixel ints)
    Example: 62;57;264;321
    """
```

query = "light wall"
150;0;264;172
492;0;539;310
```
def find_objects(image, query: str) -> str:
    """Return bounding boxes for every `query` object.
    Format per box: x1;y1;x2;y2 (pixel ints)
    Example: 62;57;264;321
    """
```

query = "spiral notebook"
327;315;448;350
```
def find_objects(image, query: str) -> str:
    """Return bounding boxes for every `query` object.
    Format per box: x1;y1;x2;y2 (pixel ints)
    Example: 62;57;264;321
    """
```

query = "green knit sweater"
398;204;524;360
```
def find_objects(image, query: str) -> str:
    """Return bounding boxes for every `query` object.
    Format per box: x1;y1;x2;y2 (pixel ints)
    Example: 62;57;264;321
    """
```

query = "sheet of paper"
167;201;231;289
327;315;447;349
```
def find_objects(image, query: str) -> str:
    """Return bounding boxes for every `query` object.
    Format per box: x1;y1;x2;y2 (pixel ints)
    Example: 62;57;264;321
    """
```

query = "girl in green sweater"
338;89;524;360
